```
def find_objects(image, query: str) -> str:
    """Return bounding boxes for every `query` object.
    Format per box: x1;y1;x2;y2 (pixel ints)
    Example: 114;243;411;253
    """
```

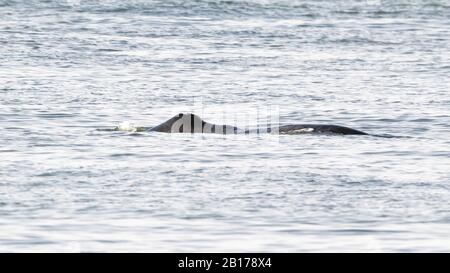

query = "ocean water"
1;0;450;252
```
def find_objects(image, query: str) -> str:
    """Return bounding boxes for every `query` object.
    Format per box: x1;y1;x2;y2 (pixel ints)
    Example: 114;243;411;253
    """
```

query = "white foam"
117;121;137;132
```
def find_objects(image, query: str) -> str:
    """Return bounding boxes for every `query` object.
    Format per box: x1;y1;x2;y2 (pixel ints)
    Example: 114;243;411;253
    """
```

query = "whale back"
150;113;367;135
149;113;203;133
150;113;239;134
276;124;368;135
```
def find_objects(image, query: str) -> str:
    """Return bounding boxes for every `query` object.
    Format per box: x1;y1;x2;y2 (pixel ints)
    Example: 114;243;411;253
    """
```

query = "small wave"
319;36;402;46
109;153;137;157
36;113;77;119
335;8;405;16
0;149;17;153
97;123;150;133
370;134;411;139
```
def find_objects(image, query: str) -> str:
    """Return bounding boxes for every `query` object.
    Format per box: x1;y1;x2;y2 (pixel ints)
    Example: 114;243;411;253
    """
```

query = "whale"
149;113;368;135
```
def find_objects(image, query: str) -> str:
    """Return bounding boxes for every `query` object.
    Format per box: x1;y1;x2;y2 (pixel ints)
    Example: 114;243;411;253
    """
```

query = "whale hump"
150;113;239;134
149;113;203;133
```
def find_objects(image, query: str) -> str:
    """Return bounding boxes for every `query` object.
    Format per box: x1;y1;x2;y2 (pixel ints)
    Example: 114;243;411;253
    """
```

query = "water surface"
1;0;450;252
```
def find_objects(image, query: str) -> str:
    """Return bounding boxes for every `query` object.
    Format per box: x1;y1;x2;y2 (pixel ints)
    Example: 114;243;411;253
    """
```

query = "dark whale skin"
149;113;368;135
273;124;368;135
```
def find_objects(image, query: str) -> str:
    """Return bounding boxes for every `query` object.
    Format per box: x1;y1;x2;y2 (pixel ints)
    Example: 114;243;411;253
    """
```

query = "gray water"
1;0;450;252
